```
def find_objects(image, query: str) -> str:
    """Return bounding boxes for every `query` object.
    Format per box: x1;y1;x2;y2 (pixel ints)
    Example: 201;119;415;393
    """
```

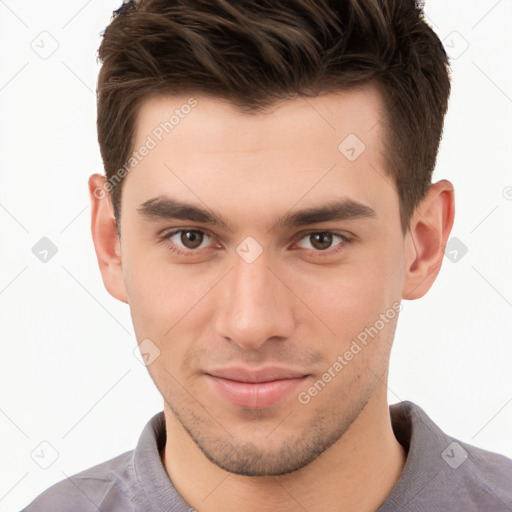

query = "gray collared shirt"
21;401;512;511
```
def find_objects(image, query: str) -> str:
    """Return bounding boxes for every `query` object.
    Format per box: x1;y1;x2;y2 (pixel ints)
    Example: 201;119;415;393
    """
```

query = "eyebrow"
137;195;377;232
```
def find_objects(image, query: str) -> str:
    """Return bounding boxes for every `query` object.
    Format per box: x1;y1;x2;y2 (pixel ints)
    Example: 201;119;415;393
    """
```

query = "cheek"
124;262;201;387
123;247;219;361
123;228;404;356
295;259;399;328
122;243;180;338
287;242;403;367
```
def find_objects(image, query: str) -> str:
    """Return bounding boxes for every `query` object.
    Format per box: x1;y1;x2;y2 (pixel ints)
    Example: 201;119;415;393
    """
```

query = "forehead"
122;85;398;230
133;85;386;156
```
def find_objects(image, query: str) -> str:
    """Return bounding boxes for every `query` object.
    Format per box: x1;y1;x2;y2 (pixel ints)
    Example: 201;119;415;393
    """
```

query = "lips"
205;366;309;409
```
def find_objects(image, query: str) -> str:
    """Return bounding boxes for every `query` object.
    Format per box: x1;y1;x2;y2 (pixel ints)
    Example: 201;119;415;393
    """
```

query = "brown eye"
179;230;204;249
308;232;333;250
165;229;213;253
295;231;349;253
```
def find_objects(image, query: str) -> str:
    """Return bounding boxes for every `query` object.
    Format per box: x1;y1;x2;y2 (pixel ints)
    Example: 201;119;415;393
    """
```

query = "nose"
215;246;295;351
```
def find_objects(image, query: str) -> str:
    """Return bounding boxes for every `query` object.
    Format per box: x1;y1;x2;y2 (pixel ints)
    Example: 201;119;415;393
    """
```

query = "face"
118;86;408;476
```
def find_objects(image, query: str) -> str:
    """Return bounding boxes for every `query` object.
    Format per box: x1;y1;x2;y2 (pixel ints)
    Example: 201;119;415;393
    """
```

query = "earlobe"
88;173;128;303
402;180;455;300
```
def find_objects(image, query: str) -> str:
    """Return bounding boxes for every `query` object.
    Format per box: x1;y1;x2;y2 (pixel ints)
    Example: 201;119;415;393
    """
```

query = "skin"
88;84;454;512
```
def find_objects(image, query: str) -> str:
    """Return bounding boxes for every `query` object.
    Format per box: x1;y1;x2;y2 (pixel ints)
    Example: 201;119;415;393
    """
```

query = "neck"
162;382;406;512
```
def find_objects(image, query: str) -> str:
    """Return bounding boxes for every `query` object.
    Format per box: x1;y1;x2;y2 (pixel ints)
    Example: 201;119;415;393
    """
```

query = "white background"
1;1;511;510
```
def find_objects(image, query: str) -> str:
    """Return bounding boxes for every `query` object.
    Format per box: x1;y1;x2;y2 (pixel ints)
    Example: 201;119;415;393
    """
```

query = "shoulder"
420;440;512;510
456;439;512;504
21;450;138;512
386;401;512;510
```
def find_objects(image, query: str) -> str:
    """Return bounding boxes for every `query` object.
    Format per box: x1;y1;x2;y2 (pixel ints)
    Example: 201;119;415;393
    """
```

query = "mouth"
204;366;310;409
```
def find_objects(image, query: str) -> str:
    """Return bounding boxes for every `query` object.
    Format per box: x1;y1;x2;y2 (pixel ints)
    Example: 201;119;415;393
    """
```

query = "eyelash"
160;228;352;258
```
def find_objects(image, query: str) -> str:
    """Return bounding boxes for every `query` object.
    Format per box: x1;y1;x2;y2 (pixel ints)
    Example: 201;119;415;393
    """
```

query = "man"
22;0;512;511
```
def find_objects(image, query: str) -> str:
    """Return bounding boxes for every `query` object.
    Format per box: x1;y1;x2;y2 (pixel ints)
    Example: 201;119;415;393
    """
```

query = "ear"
88;173;128;303
402;179;455;300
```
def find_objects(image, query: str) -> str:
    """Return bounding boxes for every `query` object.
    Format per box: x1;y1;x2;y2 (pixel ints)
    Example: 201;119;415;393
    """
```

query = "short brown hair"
96;0;451;234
